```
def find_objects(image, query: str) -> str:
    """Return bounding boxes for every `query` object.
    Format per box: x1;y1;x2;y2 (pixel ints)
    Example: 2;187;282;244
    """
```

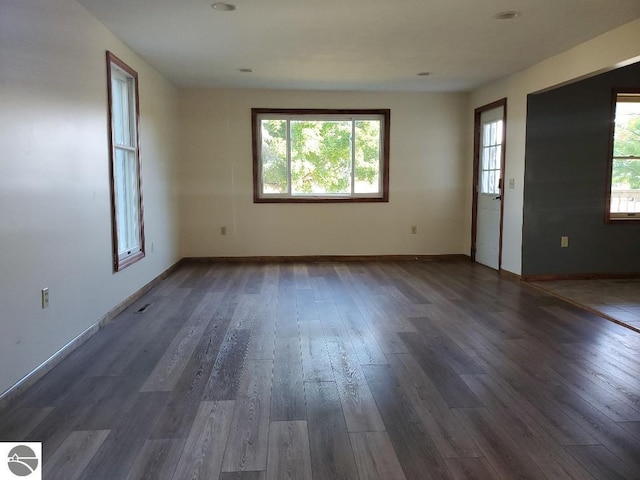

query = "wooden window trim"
252;108;390;203
605;88;640;225
106;51;146;270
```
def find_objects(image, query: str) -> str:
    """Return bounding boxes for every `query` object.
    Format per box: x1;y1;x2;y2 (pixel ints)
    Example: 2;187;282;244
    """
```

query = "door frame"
471;98;507;270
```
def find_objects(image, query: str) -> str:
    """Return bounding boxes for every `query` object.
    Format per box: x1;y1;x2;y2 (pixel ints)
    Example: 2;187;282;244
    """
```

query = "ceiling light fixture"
211;2;236;11
493;10;521;20
417;72;431;76
238;68;253;73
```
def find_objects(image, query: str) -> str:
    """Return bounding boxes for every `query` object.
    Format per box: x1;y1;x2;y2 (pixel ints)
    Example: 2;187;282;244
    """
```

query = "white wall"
471;19;640;275
178;89;470;257
0;0;180;394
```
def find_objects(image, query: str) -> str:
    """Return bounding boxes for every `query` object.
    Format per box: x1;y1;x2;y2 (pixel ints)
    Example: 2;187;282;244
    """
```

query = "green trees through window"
253;109;389;202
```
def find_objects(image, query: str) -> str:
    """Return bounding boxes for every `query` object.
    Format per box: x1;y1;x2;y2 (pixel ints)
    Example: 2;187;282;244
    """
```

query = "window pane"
613;100;640;158
493;170;501;195
496;120;503;144
114;147;140;255
611;158;640;214
260;119;288;194
481;171;489;193
290;120;351;195
481;148;488;171
354;120;380;194
111;76;132;147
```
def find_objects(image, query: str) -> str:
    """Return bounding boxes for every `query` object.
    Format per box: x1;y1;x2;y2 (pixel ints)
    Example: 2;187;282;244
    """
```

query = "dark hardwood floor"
532;278;640;332
1;260;640;479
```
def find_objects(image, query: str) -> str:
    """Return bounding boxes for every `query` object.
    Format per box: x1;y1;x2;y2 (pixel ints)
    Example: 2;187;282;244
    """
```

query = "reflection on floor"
532;278;640;332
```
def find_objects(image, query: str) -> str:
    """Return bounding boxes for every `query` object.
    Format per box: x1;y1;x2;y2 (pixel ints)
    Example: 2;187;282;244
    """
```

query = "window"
106;51;145;270
252;109;390;202
608;91;640;222
480;119;503;195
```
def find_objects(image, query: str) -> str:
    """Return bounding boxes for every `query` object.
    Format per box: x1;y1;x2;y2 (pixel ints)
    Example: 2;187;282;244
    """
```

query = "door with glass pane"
473;102;506;270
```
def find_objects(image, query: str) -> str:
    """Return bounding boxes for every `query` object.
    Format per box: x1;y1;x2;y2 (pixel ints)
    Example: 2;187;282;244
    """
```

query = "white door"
475;106;504;270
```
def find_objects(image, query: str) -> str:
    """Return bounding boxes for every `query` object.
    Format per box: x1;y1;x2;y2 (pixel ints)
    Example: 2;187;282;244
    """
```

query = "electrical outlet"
42;288;49;309
561;236;569;248
411;225;417;234
508;178;515;189
220;226;227;236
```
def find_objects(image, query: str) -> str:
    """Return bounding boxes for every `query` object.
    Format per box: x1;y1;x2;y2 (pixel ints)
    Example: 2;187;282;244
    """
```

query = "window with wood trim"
608;91;640;222
106;51;145;270
252;109;390;202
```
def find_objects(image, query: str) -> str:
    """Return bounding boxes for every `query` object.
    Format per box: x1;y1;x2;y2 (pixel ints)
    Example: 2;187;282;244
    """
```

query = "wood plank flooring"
2;260;640;479
533;278;640;331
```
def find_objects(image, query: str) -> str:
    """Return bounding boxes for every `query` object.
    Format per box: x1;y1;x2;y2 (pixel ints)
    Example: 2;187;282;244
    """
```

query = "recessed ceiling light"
211;2;236;11
493;10;521;20
417;72;431;76
238;68;253;73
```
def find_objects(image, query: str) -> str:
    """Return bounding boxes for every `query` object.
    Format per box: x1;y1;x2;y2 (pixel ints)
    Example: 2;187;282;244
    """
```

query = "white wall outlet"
220;226;227;236
508;178;515;189
411;225;417;234
41;288;49;309
561;236;569;248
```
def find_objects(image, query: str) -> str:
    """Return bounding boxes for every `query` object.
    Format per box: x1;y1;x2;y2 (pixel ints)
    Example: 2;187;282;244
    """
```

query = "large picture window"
106;51;145;270
607;91;640;222
252;109;390;202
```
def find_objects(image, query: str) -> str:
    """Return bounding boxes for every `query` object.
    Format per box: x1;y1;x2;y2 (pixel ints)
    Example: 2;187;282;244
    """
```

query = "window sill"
116;250;145;271
254;196;389;204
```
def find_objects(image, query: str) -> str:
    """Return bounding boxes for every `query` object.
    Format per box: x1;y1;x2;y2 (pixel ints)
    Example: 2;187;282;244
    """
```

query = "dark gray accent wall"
522;61;640;277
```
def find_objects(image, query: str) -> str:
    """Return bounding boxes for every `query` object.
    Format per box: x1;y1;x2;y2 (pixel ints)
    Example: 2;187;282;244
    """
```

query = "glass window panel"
496;120;503;144
481;148;489;171
354;120;381;194
290;120;351;195
613;100;640;158
483;124;490;147
114;148;140;255
260;119;288;194
611;158;640;213
493;170;501;195
112;75;134;147
481;171;489;193
112;77;125;146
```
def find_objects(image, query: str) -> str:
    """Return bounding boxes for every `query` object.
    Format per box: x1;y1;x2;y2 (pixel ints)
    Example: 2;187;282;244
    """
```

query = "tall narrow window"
252;109;390;202
608;91;640;222
106;52;145;270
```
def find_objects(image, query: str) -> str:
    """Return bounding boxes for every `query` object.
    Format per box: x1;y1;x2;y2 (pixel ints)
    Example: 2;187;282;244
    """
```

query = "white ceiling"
78;0;640;92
